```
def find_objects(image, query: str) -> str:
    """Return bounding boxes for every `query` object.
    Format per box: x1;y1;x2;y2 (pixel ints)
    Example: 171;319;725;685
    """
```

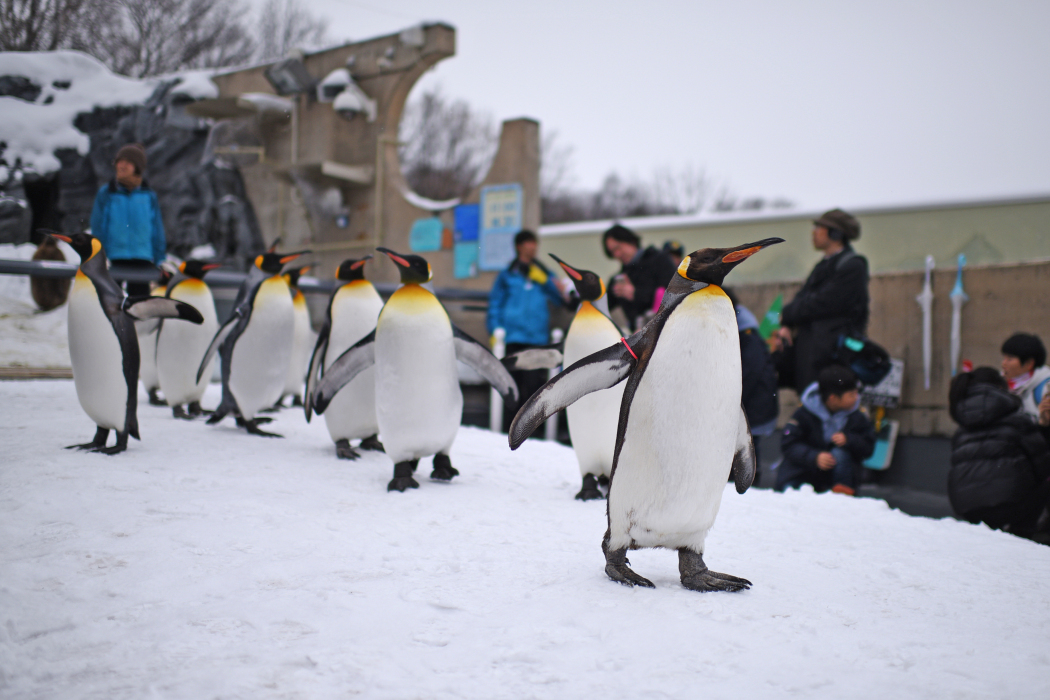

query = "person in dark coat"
948;367;1050;540
602;224;677;331
775;365;876;496
772;209;869;395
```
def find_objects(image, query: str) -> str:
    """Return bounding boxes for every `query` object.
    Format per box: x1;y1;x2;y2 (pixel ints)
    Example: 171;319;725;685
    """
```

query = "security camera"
333;83;376;122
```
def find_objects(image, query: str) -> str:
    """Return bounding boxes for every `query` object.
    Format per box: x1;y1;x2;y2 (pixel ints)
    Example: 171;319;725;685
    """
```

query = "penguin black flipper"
501;344;564;372
731;405;757;494
508;340;637;449
196;311;242;384
303;318;331;423
123;296;204;324
451;325;519;402
312;330;376;415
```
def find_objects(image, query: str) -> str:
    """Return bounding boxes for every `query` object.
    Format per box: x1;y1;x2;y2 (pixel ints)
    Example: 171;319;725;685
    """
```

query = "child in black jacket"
948;367;1050;539
775;365;876;496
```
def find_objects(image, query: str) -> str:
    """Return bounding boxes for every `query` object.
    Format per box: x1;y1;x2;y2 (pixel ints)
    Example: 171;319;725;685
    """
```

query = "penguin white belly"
68;273;128;431
564;302;624;478
229;277;294;420
136;286;166;390
282;292;313;397
157;280;218;405
374;285;462;463
608;287;741;552
324;283;383;441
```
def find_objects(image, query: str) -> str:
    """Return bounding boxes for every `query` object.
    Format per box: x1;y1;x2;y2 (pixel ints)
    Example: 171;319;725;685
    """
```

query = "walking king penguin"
156;260;220;419
551;254;626;500
277;265;314;408
304;256;385;460
509;238;784;592
312;248;519;491
137;265;173;407
51;232;203;454
197;249;305;437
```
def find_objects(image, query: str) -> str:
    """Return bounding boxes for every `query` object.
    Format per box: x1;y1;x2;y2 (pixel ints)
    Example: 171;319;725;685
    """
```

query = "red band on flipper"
621;337;637;361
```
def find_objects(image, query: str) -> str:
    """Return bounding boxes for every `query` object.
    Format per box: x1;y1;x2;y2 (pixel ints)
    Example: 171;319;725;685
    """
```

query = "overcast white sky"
281;0;1050;209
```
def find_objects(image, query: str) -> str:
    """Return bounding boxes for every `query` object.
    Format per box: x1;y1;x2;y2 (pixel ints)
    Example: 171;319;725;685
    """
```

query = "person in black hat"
772;208;869;395
602;224;677;331
89;143;167;296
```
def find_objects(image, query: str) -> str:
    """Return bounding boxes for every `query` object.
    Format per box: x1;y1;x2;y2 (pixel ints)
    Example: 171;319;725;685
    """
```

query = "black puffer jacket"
607;246;677;331
949;383;1050;516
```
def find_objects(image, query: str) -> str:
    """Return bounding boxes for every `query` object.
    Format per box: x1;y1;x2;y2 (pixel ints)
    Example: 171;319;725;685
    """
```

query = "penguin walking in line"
312;248;518;491
137;265;173;407
197;250;306;437
275;266;314;408
156;260;220;419
50;232;204;454
510;238;784;592
304;256;385;460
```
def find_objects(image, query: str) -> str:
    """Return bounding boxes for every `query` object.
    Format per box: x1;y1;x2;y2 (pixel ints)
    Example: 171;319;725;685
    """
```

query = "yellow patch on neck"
677;255;691;278
385;283;441;315
88;238;102;261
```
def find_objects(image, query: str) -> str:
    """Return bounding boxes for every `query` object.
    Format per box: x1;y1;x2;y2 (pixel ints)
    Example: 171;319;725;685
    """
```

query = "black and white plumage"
510;237;783;592
52;233;203;454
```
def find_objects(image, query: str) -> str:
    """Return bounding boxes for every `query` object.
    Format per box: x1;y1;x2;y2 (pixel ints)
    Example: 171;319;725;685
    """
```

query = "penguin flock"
54;229;783;594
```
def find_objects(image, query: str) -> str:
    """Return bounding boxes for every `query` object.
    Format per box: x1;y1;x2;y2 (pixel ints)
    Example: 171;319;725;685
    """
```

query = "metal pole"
489;327;506;433
544;328;564;441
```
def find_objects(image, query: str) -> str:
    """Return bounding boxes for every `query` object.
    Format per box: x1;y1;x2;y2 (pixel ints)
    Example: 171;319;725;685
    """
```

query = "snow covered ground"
3;380;1050;699
0;243;72;368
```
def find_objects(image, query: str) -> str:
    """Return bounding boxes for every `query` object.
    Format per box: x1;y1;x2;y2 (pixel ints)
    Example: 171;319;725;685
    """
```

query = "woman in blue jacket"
90;143;166;296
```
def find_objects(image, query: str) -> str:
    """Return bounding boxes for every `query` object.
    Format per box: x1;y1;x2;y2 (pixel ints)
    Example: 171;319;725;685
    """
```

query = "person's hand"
612;275;635;301
776;326;793;346
816;452;837;470
1039;392;1050;427
831;432;847;447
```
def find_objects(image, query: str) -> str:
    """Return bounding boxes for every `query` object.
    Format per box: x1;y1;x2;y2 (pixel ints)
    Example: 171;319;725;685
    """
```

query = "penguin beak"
202;263;221;272
49;233;72;244
720;238;785;264
549;253;582;281
350;255;372;270
266;238;282;254
279;252;309;265
377;247;410;268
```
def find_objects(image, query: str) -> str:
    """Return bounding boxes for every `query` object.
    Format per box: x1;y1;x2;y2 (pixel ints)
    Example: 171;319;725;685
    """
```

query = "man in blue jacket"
487;229;568;430
90;143;166;296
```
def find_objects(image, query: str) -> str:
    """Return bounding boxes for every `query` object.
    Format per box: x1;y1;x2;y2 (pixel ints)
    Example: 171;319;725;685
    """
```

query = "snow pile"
3;380;1049;698
0;51;157;175
167;70;219;101
0;242;72;367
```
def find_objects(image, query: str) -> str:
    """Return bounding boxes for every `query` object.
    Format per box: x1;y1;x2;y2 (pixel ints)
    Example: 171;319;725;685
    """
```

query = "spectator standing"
1001;333;1050;428
775;365;876;495
90;143;166;296
662;240;685;268
602;224;677;331
487;230;569;429
773;209;869;395
948;367;1050;541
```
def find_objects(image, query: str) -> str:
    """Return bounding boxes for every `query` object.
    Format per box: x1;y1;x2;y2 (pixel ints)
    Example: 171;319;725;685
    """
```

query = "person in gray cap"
772;208;869;395
89;143;167;297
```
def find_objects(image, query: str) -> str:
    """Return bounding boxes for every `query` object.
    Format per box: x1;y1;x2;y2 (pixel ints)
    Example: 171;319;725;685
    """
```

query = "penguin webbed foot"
172;405;195;420
235;415;273;427
335;439;361;460
291;395;303;407
147;388;166;406
575;473;605;501
603;538;654;588
188;402;210;417
241;421;281;438
388;461;420;492
430;453;459;481
66;427;109;451
359;434;385;453
678;548;751;593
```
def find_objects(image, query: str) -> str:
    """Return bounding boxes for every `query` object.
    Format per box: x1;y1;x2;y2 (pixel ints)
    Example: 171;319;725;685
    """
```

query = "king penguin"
510;238;784;592
312;248;518;491
276;266;314;408
197;250;305;437
156;260;220;419
51;232;204;453
137;265;173;407
304;256;385;460
550;254;626;501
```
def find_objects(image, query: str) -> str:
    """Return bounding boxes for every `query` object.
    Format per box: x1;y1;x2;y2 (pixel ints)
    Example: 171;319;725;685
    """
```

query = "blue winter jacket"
486;260;565;346
90;180;166;263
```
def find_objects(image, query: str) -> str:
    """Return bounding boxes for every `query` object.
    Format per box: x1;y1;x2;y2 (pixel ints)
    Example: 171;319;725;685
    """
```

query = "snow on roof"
168;70;219;100
237;92;294;115
0;51;157;175
319;68;351;87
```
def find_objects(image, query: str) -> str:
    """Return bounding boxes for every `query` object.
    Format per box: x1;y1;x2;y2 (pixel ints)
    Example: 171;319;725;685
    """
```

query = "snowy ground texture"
3;381;1050;700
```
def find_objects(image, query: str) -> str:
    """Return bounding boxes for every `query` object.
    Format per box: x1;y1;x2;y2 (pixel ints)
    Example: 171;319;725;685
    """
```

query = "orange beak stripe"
350;259;368;270
722;246;761;264
558;262;582;281
279;254;302;264
51;233;72;243
385;252;410;268
203;264;220;271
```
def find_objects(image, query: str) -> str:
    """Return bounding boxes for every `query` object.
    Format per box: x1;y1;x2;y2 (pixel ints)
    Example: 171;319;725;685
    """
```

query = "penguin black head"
180;260;220;280
284;265;311;287
549;253;605;302
48;231;101;263
255;251;307;274
676;238;785;287
377;247;432;284
336;255;373;281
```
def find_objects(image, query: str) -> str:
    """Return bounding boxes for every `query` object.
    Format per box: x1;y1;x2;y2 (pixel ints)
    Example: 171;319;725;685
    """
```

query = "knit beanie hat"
114;143;147;174
813;209;860;241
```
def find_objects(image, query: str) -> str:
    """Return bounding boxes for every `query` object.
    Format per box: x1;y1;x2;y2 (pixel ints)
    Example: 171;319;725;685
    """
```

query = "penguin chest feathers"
68;271;130;431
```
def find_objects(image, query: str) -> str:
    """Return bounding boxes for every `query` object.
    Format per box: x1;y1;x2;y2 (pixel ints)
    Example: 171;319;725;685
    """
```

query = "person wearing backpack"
771;209;869;395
